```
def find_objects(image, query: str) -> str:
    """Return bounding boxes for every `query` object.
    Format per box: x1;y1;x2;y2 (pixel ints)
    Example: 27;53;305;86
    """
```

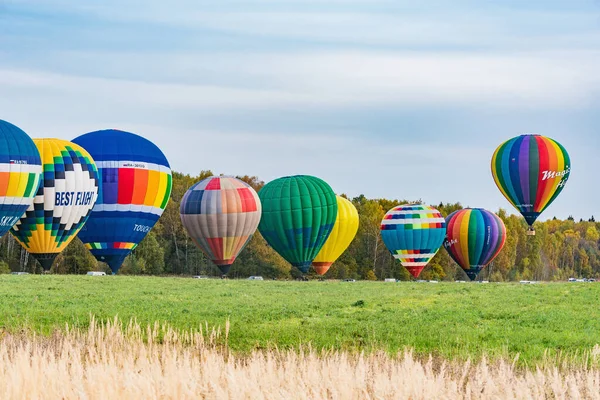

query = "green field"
1;275;599;364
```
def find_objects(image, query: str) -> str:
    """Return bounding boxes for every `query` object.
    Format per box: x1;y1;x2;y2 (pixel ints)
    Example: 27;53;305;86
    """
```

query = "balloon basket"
526;228;536;236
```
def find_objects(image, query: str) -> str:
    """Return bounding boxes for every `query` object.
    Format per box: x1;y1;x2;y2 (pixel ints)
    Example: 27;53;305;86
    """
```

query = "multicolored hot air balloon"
180;176;261;275
10;139;99;271
380;204;446;278
258;175;337;274
443;208;506;281
312;195;359;275
491;134;570;235
72;130;172;274
0;120;42;237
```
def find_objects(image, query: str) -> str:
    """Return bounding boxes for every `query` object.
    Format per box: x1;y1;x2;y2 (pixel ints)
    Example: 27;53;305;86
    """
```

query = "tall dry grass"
0;318;599;399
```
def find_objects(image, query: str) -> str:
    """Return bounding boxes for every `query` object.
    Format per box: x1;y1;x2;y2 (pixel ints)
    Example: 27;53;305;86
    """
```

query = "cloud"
130;10;600;50
1;49;598;115
1;0;598;221
5;0;600;51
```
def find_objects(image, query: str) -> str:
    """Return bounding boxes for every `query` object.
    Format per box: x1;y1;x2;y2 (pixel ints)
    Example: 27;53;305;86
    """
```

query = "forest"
0;171;596;282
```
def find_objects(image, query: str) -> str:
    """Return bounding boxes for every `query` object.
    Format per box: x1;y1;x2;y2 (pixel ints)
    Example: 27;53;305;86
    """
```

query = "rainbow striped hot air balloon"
10;139;99;271
0;120;42;237
380;204;446;278
491;134;570;235
180;176;261;275
443;208;506;281
72;130;172;274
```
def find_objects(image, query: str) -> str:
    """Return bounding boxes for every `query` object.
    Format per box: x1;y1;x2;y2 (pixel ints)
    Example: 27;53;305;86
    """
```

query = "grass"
0;275;599;365
2;318;600;399
0;320;600;400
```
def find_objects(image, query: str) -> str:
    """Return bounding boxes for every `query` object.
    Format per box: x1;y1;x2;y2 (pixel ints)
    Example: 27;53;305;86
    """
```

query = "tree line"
1;171;596;281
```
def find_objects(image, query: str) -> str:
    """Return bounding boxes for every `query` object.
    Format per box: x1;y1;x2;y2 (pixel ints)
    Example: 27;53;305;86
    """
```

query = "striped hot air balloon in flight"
491;134;570;235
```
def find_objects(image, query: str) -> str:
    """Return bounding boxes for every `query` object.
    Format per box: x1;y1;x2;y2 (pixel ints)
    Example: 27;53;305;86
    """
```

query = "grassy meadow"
1;275;599;365
2;319;599;399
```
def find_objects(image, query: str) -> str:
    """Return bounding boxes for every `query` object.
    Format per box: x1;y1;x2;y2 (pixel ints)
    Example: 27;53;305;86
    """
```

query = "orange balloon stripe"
131;169;149;205
538;139;565;212
0;172;9;197
143;171;160;206
450;211;466;268
537;137;559;212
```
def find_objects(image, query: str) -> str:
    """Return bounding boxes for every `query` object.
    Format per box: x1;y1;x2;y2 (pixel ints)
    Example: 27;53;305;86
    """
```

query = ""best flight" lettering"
54;191;95;206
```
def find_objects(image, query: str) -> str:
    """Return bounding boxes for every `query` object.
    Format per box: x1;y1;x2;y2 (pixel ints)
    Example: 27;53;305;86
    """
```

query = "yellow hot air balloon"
312;195;359;275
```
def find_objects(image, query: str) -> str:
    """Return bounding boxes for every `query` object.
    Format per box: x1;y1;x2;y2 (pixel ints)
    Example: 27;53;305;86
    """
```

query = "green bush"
0;261;10;274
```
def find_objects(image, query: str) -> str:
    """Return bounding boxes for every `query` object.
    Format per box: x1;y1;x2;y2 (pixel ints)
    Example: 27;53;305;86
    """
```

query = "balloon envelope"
0;120;42;237
491;134;570;228
380;204;446;278
312;195;359;275
258;175;337;274
10;139;99;271
443;208;506;281
72;129;172;274
180;176;261;275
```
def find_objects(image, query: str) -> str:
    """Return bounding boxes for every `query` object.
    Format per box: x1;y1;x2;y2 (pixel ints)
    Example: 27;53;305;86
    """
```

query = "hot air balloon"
180;176;261;275
0;120;42;237
10;139;99;271
312;195;359;275
71;129;172;274
443;208;506;281
380;204;446;278
491;134;570;235
258;175;337;274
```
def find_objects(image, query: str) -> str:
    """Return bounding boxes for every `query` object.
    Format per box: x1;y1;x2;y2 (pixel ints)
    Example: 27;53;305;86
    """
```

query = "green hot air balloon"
258;175;338;274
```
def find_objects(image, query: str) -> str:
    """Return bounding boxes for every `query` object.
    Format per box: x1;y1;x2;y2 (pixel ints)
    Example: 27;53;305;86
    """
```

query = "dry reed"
0;317;599;399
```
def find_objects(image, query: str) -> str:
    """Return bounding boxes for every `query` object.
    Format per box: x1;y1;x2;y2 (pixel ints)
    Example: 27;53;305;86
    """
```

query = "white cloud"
1;50;598;113
0;65;591;221
138;10;600;49
5;0;599;50
1;0;597;221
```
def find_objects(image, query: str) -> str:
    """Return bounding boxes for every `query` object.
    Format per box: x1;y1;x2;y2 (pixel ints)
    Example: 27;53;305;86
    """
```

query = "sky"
1;0;599;221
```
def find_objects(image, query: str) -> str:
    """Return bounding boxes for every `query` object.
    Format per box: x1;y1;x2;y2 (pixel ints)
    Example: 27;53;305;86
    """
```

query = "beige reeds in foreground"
0;318;599;399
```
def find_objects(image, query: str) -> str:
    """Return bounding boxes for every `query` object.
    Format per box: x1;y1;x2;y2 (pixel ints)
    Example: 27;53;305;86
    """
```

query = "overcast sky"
1;0;599;220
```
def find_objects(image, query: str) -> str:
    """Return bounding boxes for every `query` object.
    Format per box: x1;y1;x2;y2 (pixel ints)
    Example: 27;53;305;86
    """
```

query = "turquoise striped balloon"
380;204;446;278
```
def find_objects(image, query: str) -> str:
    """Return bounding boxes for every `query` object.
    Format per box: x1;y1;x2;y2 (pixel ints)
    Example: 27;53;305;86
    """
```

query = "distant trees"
54;238;99;275
0;170;596;281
